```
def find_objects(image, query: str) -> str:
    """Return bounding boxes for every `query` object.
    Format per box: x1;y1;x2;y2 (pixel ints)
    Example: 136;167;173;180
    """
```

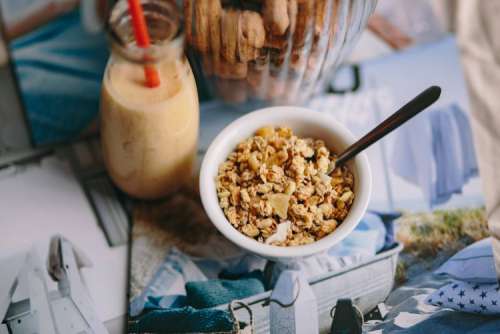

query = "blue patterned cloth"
10;9;108;145
426;281;500;316
129;247;206;317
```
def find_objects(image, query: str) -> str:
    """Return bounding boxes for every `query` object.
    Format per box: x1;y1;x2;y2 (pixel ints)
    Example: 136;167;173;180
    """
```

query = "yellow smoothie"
100;58;199;199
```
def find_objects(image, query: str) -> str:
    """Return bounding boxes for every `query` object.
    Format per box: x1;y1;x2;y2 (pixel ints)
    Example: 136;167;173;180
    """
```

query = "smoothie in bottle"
101;0;199;199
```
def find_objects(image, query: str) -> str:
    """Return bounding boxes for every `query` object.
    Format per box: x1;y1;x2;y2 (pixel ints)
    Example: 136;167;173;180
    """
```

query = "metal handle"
336;85;442;166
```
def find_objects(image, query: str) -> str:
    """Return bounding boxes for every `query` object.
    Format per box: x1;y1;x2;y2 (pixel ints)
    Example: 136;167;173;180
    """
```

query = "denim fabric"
129;247;206;317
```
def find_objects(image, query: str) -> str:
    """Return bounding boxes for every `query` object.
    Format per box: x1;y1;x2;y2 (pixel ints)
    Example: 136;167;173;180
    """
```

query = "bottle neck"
108;0;183;65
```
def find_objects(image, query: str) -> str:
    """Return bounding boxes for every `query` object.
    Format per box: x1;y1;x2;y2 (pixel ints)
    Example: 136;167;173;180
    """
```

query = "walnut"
314;0;328;36
214;58;248;80
208;0;222;59
238;10;266;62
184;0;194;45
293;0;314;48
288;0;298;35
193;0;210;53
221;9;240;63
263;0;290;35
185;0;343;104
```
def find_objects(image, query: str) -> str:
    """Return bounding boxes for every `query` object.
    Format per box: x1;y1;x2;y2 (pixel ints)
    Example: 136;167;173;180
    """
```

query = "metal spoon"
332;85;442;170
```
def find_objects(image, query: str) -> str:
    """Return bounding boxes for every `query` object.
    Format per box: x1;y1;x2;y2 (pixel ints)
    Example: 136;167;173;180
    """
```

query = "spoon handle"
335;85;441;167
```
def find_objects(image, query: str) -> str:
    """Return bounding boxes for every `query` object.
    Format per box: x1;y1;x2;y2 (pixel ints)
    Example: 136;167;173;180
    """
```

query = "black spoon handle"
336;85;442;167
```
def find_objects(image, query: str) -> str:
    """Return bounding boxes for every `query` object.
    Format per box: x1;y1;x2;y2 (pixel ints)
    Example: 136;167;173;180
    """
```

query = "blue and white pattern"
426;280;500;315
129;247;206;317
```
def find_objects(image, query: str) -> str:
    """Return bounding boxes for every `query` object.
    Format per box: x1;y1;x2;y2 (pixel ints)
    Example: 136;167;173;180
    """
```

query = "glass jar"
185;0;377;105
101;0;199;199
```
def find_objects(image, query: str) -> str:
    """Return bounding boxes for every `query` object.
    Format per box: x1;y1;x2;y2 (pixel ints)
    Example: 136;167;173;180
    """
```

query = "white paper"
0;156;127;323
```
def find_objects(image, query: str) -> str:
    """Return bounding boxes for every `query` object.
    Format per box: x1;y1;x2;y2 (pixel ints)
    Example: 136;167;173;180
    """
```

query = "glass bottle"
101;0;199;199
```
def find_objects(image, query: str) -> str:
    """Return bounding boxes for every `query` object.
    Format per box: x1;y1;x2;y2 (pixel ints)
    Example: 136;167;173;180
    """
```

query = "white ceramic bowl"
200;106;372;261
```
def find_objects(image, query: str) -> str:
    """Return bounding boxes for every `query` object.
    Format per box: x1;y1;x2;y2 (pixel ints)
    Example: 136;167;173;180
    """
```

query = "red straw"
127;0;160;88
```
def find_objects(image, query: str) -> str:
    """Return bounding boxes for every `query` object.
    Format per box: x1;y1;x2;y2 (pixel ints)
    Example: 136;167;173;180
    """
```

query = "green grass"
395;260;408;285
394;207;489;284
397;207;488;258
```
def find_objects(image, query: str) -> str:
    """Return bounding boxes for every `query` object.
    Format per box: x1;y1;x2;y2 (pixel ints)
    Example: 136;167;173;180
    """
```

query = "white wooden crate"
222;243;403;334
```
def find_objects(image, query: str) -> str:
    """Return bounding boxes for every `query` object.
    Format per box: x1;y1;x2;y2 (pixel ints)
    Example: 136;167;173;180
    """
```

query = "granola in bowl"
215;126;355;246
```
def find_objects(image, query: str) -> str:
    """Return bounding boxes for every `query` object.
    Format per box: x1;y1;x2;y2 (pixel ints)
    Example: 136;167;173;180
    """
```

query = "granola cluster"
216;126;355;246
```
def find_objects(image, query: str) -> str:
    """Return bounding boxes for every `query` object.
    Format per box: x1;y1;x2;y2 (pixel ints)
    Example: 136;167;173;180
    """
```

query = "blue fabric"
391;105;478;207
129;212;399;330
186;271;265;309
218;254;267;279
194;253;267;279
451;104;478;181
10;9;108;145
431;109;464;204
391;111;435;205
328;211;395;257
129;306;236;333
426;281;500;316
129;247;206;317
143;295;188;311
435;238;497;284
368;210;401;249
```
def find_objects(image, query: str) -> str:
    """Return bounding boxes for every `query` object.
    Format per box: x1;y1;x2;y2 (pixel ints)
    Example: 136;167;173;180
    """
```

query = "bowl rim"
199;106;372;259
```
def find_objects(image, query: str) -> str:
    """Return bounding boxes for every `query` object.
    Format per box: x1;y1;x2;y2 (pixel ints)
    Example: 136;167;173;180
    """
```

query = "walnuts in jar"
216;126;355;246
184;0;336;103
